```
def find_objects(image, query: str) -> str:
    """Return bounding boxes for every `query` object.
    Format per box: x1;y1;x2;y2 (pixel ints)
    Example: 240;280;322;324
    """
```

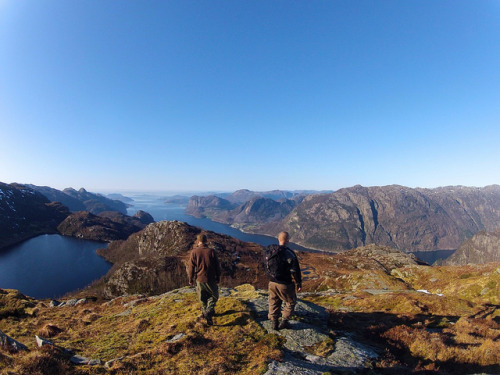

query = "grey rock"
49;300;61;307
326;336;378;368
246;291;378;374
166;333;186;343
104;357;125;369
0;330;28;352
35;335;54;348
115;309;132;317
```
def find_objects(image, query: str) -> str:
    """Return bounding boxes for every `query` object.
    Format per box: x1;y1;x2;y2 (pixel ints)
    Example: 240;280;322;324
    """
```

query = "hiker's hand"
297;287;302;292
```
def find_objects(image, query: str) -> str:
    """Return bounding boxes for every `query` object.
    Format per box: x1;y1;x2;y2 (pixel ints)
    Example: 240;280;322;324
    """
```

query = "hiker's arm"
213;250;221;283
187;251;196;285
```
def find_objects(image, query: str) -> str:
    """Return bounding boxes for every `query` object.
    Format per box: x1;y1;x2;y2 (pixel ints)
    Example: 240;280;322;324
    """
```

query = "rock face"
185;195;237;218
57;211;154;242
218;189;311;205
271;185;500;252
27;185;128;214
0;182;69;249
442;226;500;265
95;221;268;298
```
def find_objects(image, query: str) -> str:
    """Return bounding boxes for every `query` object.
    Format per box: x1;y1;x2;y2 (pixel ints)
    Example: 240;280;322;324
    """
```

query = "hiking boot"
205;310;214;326
271;320;279;330
278;319;290;330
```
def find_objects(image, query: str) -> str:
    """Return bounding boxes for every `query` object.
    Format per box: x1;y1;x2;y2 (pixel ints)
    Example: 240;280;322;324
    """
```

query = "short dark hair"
197;233;207;244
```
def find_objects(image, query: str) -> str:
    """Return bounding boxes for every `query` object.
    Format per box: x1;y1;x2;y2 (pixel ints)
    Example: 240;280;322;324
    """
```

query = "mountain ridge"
187;184;500;253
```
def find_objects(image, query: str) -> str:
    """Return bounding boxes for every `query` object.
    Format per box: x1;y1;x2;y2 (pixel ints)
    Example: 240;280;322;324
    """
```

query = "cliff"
441;226;500;266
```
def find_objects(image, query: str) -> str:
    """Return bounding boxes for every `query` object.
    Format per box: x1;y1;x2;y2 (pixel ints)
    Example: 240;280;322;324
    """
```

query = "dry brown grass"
0;289;281;375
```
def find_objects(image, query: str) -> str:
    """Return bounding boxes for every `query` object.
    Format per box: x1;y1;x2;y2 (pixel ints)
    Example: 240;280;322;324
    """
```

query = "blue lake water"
0;234;111;299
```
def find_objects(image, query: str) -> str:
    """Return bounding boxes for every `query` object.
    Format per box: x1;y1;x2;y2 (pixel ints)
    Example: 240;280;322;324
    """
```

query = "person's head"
278;231;289;246
197;233;207;245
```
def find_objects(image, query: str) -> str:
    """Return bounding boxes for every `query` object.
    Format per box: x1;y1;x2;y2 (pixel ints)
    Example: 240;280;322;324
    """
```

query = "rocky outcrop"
0;182;70;249
441;226;500;266
242;285;378;374
57;211;153;242
342;244;427;269
27;185;128;214
273;185;500;252
94;221;268;298
0;330;29;352
185;195;236;217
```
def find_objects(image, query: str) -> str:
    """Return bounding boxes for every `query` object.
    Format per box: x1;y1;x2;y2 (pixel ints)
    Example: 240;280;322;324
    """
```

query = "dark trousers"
268;281;297;321
196;281;219;314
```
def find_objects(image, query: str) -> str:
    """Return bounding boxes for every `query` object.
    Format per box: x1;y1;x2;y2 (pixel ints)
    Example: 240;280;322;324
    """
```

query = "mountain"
186;195;237;218
106;193;134;203
27;185;128;214
264;184;500;252
0;182;69;249
216;189;316;205
441;226;500;266
57;210;154;242
214;196;299;230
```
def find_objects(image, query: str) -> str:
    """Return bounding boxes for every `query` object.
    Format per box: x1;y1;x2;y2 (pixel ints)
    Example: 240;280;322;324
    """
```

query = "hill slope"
0;182;69;249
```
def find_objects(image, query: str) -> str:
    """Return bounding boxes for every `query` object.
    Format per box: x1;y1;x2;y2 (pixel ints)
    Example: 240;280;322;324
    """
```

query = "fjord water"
0;235;111;299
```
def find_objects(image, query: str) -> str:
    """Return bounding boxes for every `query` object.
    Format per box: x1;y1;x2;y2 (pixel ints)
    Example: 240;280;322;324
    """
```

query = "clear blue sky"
1;1;499;193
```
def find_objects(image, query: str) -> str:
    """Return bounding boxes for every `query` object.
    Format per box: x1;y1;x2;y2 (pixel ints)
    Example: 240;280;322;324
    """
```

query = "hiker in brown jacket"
187;233;221;325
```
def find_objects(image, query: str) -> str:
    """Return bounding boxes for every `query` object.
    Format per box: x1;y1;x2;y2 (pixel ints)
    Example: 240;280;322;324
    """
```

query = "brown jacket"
187;245;221;284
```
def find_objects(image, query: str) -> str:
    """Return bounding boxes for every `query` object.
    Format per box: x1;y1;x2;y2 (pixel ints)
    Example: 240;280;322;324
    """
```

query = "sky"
1;1;499;193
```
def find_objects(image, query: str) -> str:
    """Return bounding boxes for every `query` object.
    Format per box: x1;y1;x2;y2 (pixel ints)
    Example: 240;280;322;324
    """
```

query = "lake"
0;234;111;299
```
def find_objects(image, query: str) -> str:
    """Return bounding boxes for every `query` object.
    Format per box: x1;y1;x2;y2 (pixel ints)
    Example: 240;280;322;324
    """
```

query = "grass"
0;288;282;375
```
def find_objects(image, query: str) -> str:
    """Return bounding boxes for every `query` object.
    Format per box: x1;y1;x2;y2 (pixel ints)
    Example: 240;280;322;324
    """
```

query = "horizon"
1;1;499;191
3;181;499;198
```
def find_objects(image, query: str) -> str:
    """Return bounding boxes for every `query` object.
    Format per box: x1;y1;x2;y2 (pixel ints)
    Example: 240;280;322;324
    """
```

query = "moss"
304;337;335;357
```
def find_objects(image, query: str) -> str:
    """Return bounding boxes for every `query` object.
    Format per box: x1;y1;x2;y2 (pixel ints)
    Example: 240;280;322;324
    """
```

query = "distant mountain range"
185;189;325;229
187;185;500;254
0;182;149;249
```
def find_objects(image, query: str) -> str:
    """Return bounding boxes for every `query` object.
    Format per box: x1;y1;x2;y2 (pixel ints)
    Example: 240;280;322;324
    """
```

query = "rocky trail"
229;286;379;374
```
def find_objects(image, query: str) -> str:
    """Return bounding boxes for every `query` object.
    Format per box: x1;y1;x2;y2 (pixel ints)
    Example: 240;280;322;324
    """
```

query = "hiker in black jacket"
265;231;302;330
